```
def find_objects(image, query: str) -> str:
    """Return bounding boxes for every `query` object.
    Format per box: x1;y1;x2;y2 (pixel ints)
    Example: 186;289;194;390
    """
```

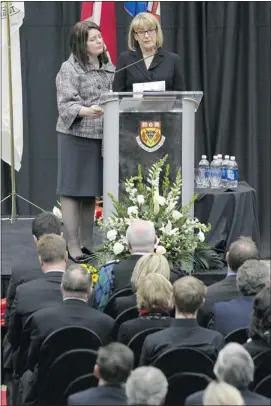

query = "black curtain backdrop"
1;2;270;258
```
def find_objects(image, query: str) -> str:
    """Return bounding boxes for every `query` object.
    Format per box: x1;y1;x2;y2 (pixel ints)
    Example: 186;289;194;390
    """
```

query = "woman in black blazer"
113;12;184;91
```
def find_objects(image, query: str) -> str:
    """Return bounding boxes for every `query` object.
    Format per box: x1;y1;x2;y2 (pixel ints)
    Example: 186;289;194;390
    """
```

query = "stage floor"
1;217;103;277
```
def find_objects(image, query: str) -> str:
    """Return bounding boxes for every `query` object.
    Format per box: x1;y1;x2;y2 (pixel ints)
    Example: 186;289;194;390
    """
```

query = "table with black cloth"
194;181;261;254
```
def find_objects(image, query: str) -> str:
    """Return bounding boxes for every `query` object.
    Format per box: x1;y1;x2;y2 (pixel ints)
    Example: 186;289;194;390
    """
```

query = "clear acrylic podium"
100;91;203;220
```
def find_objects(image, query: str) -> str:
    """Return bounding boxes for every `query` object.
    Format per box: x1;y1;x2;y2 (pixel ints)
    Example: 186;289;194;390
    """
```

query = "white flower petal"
113;242;124;255
156;245;166;255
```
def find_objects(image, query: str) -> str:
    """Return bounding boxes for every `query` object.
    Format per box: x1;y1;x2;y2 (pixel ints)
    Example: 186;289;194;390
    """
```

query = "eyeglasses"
135;29;156;38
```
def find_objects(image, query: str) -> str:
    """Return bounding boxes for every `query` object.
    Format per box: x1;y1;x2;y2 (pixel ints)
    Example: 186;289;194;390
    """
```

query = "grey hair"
126;366;168;405
236;259;270;296
61;264;92;295
227;236;259;272
214;343;254;388
126;219;156;252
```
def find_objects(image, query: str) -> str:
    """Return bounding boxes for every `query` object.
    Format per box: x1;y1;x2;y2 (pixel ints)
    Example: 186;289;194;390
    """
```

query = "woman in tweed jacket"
56;21;115;263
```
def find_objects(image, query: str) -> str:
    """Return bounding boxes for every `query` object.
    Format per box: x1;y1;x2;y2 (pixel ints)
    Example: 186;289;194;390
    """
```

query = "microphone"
110;49;158;91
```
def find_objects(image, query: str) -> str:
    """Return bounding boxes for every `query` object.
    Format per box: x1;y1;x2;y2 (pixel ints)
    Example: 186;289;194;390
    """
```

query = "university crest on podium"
136;121;165;152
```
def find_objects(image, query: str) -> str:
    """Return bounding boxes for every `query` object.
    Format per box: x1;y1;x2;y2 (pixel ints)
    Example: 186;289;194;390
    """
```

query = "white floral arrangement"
94;155;222;272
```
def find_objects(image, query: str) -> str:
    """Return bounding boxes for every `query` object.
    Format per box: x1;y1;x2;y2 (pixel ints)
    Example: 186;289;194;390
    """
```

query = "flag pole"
1;2;45;221
5;1;17;222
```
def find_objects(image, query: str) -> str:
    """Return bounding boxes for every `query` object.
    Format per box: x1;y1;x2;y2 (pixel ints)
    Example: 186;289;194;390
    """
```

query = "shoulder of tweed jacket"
56;54;115;139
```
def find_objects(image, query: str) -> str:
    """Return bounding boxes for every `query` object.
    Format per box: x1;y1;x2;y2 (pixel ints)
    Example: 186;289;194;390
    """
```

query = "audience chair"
128;328;163;367
103;287;133;317
166;372;211;406
152;347;215;379
64;373;98;399
252;349;271;389
25;348;97;406
254;374;271;398
112;307;138;340
225;328;248;344
35;326;102;379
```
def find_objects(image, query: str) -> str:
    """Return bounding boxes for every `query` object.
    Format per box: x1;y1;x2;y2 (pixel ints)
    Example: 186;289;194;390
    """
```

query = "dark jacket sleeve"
5;272;18;326
7;294;22;350
173;54;184;91
139;336;152;366
112;53;127;92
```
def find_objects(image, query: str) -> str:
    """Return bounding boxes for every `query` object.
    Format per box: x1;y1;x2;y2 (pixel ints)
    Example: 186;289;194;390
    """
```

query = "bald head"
61;264;92;300
126;220;156;253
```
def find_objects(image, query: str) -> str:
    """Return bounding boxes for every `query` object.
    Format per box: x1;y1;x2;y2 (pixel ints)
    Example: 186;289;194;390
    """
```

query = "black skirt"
57;132;103;197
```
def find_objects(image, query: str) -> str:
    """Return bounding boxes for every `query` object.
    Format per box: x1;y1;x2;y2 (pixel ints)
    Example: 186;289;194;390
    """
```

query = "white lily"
107;229;117;241
127;206;138;216
156;245;167;255
113;242;125;255
172;210;182;222
198;231;205;242
160;221;179;236
137;195;145;205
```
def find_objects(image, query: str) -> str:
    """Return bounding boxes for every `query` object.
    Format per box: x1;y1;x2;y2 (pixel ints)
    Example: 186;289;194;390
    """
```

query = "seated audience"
209;260;270;335
117;273;173;345
67;343;134;405
5;212;62;326
27;264;114;371
126;366;168;405
94;219;157;312
110;219;157;294
7;234;67;350
198;236;259;327
244;286;271;357
115;253;172;317
140;276;225;365
203;381;245;405
185;342;270;405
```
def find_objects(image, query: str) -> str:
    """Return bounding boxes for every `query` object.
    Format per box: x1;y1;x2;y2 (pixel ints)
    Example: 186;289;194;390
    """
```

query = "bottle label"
227;169;238;181
221;168;227;180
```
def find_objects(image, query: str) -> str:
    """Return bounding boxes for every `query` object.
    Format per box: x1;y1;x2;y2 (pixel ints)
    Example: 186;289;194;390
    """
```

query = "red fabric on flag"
81;2;117;65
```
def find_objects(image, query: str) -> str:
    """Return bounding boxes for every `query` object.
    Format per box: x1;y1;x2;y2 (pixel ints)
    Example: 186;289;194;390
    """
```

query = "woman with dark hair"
56;21;114;263
243;286;271;357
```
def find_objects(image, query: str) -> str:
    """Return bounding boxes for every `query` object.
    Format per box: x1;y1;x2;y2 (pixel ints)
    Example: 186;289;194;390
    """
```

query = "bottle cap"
213;155;217;159
202;155;207;159
217;154;222;158
230;156;235;160
225;155;230;159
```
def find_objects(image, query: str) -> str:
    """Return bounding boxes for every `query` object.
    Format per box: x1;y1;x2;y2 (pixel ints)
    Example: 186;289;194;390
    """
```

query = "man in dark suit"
185;343;270;405
4;211;62;326
68;343;134;405
197;236;259;327
140;276;225;365
7;233;67;351
111;219;157;294
27;264;114;372
209;260;270;336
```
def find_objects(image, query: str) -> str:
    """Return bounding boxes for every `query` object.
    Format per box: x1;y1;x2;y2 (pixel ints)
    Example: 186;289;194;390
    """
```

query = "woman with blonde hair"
114;253;173;317
117;273;173;346
113;12;183;91
203;381;245;406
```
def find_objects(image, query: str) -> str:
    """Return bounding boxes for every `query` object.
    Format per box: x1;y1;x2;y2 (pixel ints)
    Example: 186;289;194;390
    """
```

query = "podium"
100;91;203;220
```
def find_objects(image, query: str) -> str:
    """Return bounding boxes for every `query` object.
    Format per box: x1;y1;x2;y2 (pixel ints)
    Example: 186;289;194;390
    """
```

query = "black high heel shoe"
67;249;91;264
81;246;93;256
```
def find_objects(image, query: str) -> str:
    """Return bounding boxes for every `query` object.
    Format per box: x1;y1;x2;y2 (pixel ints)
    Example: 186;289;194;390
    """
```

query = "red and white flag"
81;1;117;65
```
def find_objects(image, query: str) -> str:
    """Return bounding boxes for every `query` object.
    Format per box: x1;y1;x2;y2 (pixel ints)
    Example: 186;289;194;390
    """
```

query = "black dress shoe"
68;250;91;264
81;246;93;256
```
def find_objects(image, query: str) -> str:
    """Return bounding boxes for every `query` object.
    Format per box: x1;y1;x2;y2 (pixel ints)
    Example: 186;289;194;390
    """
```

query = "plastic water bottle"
221;155;230;188
210;156;221;188
217;154;223;166
228;156;238;188
196;155;210;188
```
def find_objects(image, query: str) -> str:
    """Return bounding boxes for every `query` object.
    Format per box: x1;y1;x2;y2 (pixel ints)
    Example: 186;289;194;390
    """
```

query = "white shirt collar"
44;269;65;274
63;297;87;303
132;252;150;256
